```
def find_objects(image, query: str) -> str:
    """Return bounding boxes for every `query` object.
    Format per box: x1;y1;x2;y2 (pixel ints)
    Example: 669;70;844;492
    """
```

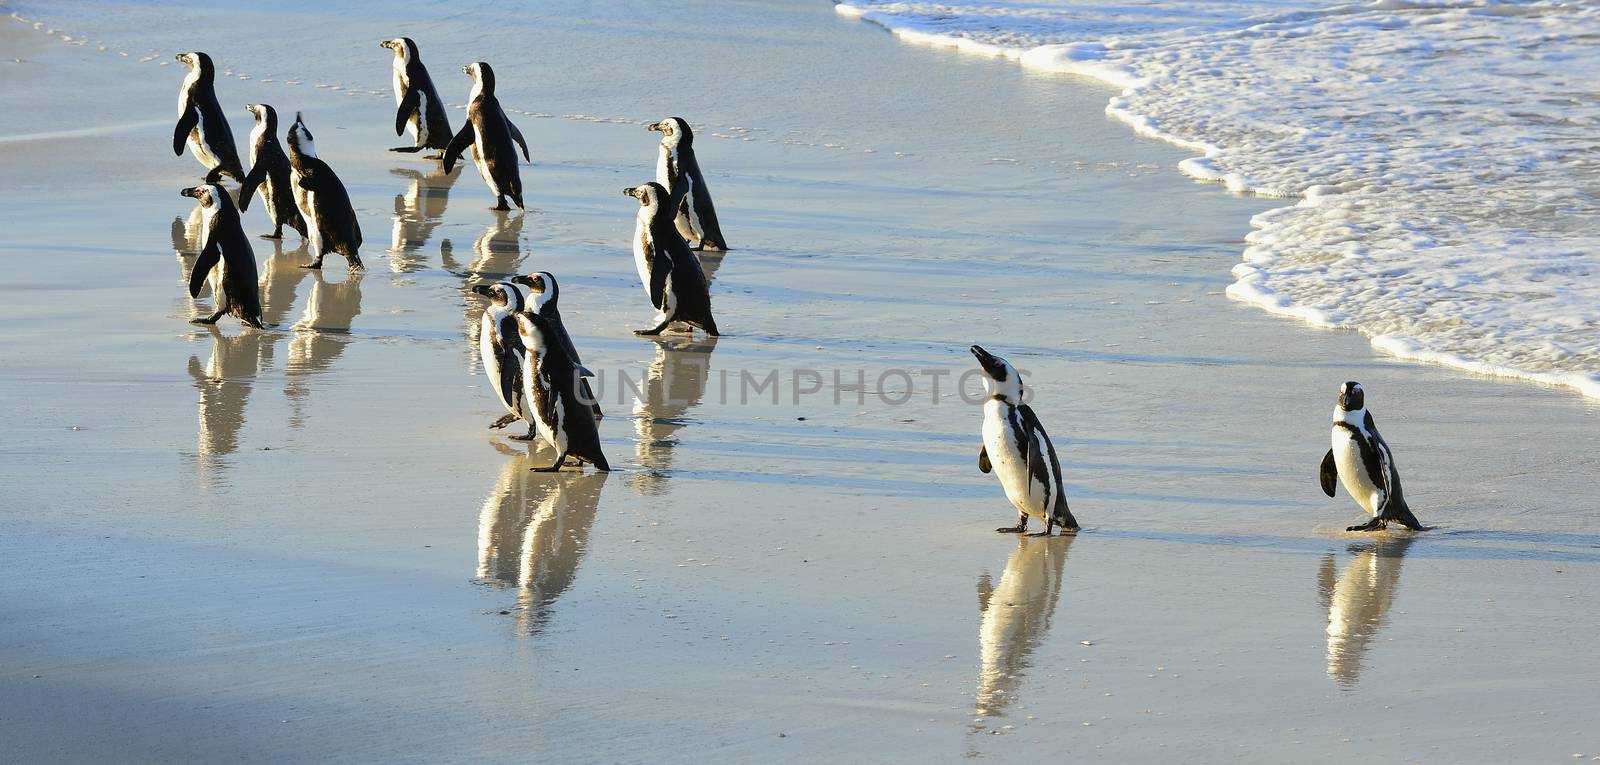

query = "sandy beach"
1;1;1598;762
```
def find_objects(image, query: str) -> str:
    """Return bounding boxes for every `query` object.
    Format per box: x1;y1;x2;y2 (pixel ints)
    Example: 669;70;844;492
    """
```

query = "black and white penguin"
513;311;610;472
510;271;602;419
238;104;308;240
1319;381;1424;532
173;52;245;183
180;184;263;328
648;117;727;251
471;280;536;440
443;62;530;211
623;182;719;337
284;113;364;270
381;37;452;157
971;346;1077;536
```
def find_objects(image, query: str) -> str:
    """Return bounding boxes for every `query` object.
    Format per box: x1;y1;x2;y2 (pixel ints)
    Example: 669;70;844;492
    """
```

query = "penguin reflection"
259;238;313;329
974;535;1074;720
388;163;460;271
172;206;207;298
1318;536;1415;688
476;442;609;635
459;211;527;365
629;336;716;494
188;325;271;460
285;270;363;426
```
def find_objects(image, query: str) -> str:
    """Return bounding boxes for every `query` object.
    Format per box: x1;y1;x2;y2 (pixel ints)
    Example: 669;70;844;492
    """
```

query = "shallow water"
840;0;1600;398
2;1;1598;762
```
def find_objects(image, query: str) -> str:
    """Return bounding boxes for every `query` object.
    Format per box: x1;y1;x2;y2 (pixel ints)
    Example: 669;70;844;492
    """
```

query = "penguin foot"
188;317;219;326
530;461;567;472
389;146;426;153
634;327;666;336
488;414;518;430
995;526;1026;534
301;258;324;270
259;232;283;240
1346;518;1386;532
1025;531;1054;537
508;433;539;442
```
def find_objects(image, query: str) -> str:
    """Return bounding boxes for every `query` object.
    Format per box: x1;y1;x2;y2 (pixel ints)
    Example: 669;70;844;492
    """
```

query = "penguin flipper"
648;249;673;312
1319;449;1338;497
173;106;198;156
189;239;220;299
978;445;991;474
395;87;420;137
442;124;475;174
238;162;267;212
505;118;529;162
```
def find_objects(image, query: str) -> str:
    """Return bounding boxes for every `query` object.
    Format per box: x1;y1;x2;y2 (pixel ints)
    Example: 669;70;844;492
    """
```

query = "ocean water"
838;0;1600;398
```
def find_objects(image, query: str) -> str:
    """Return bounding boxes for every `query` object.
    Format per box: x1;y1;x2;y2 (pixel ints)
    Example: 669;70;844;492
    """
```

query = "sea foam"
839;0;1600;399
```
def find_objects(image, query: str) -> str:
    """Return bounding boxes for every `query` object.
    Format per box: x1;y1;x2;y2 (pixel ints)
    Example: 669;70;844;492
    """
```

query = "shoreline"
835;1;1600;402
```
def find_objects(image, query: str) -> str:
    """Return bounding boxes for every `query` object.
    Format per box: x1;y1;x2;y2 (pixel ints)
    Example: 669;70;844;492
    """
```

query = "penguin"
237;104;308;240
284;113;364;270
180;184;263;328
648;117;728;251
1319;381;1424;532
513;310;610;472
509;271;603;419
443;62;530;211
623;182;719;337
381;37;452;157
470;279;537;440
971;345;1078;536
173;52;246;183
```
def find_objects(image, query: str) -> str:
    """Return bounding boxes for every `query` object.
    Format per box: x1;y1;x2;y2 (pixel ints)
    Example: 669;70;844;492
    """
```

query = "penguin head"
513;310;552;350
381;38;417;62
287;112;317;158
464;62;495;99
512;272;559;312
1337;381;1365;412
175;51;213;75
970;345;1024;403
624;182;669;212
245;103;277;130
648;117;693;148
470;282;525;312
180;184;227;210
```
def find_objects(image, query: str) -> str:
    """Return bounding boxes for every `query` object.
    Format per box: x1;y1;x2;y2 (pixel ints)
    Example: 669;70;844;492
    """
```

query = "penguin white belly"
631;221;653;297
413;91;428;144
292;174;324;254
479;313;521;418
188;113;218;169
655;146;672;187
524;367;565;453
674;178;701;244
470;134;498;195
982;404;1049;521
1332;428;1383;516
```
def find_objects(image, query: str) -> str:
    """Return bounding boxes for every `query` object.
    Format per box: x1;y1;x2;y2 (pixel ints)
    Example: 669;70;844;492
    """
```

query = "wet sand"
2;2;1598;762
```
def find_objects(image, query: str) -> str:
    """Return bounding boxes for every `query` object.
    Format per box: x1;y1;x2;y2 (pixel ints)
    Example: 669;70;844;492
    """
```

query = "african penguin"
443;62;530;211
173;52;246;183
972;345;1077;536
1319;381;1424;532
381;37;452;157
510;272;602;420
623;182;719;337
180;184;263;328
471;280;537;440
238;104;308;241
649;117;727;251
513;311;611;472
284;113;364;270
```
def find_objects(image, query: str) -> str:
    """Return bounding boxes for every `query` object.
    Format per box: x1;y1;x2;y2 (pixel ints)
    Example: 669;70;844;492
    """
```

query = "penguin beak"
180;187;199;198
647;122;662;132
509;274;533;287
462;65;472;75
623;186;639;198
174;54;184;62
969;345;1006;380
470;284;492;297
